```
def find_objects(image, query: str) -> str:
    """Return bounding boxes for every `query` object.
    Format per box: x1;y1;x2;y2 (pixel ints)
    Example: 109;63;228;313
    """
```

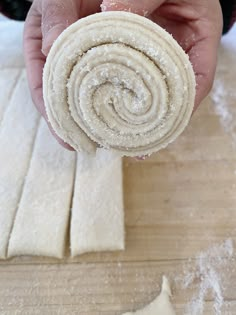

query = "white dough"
43;11;196;157
0;69;20;123
70;149;124;256
123;277;176;315
0;19;24;69
0;71;39;259
1;18;124;259
8;119;76;258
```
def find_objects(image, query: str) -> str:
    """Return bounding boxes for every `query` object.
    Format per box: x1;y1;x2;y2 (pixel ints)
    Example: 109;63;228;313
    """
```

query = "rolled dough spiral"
43;12;196;156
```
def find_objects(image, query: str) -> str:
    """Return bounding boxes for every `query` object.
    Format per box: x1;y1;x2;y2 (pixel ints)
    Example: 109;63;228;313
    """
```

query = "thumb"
41;0;79;56
101;0;165;16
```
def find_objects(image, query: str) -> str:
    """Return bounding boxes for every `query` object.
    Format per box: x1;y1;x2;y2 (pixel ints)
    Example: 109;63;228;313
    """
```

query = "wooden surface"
1;27;236;315
1;97;236;314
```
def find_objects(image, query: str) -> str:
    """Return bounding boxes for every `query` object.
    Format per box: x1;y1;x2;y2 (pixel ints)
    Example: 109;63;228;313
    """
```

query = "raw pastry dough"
70;149;124;256
0;69;20;122
122;277;176;315
0;19;24;69
0;71;39;259
43;11;196;157
8;119;75;258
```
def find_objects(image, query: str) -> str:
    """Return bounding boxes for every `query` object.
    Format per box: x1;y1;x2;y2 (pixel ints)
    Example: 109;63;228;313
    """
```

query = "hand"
24;0;102;149
102;0;223;111
25;0;222;150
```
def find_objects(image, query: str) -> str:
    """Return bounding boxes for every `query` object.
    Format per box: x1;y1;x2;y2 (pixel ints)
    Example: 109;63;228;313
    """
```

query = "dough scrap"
123;276;176;315
43;11;196;157
70;149;124;256
8;119;75;258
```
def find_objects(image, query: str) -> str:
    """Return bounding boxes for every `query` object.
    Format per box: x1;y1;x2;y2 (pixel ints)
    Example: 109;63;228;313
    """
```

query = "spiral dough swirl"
43;12;196;156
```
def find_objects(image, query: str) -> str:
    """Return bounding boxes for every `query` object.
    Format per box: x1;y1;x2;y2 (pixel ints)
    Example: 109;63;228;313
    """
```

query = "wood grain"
1;92;236;314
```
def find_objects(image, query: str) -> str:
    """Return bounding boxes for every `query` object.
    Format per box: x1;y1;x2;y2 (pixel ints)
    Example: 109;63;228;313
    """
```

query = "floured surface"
211;26;236;147
122;277;176;315
1;15;236;315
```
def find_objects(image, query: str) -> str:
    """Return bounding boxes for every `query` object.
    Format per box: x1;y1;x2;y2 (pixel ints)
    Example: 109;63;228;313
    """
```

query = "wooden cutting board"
1;24;236;315
1;91;236;314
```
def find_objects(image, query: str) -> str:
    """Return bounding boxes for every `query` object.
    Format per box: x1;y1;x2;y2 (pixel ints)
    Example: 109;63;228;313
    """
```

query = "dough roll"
43;11;196;157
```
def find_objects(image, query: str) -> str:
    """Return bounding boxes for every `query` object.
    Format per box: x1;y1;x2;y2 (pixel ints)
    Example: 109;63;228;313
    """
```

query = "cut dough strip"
70;149;124;257
8;119;76;259
0;69;20;123
0;71;39;259
43;11;196;157
122;276;176;315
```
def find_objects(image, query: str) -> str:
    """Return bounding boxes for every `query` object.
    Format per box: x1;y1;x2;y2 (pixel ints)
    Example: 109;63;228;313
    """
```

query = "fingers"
188;36;219;111
24;1;76;150
101;0;165;16
24;6;46;117
41;0;79;56
79;0;103;17
188;1;223;111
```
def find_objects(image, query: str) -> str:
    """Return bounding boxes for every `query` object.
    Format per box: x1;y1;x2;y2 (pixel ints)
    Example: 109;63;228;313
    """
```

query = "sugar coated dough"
43;11;196;157
122;277;176;315
0;18;124;259
70;149;124;256
8;119;75;259
0;71;39;259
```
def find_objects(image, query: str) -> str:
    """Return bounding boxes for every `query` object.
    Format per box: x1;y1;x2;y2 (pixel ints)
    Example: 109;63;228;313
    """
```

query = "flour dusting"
211;25;236;145
177;239;234;315
212;78;236;144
